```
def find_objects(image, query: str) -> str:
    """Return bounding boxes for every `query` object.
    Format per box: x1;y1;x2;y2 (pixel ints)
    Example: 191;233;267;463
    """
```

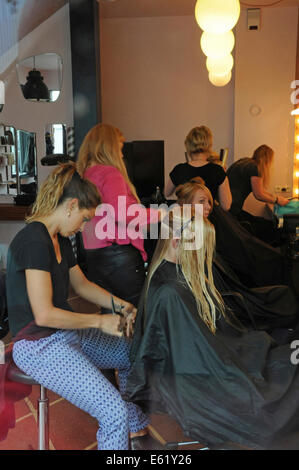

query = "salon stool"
5;350;49;450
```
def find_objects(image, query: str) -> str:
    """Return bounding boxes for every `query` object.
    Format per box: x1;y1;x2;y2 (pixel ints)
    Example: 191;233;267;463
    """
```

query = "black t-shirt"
169;162;226;200
6;221;76;340
227;158;259;215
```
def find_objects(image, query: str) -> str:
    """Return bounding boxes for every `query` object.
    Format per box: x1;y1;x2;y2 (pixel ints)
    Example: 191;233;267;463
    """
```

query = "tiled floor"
0;292;204;451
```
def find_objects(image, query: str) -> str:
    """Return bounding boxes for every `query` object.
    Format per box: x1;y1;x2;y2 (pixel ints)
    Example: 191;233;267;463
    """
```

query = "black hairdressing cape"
126;260;299;450
209;205;293;289
213;254;298;332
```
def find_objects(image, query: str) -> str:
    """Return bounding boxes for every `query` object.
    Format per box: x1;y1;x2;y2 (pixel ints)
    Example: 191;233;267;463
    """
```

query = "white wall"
234;7;298;216
101;9;298;217
0;4;73;266
100;16;235;186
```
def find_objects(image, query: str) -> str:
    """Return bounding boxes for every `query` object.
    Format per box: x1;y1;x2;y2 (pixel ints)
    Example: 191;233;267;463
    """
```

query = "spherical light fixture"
209;71;232;87
206;54;234;76
195;0;240;35
200;31;235;58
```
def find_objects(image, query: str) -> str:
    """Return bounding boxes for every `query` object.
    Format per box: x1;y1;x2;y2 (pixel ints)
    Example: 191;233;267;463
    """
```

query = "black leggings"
85;244;146;309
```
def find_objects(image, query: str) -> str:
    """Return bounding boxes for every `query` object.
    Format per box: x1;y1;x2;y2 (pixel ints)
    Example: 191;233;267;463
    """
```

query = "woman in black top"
5;163;159;450
227;145;289;243
165;125;232;210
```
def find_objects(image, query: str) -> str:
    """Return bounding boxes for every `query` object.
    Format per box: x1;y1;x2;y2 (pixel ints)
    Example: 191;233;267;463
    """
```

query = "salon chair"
5;350;49;450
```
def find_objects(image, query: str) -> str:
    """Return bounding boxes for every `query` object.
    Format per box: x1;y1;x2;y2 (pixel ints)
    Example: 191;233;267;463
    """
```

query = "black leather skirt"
85;244;146;308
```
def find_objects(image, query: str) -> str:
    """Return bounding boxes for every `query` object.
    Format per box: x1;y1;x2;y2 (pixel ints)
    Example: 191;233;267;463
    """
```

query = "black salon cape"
209;205;292;289
126;261;299;450
213;255;298;332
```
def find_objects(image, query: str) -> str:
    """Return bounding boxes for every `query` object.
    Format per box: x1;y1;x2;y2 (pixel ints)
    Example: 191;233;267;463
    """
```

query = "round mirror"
16;53;63;102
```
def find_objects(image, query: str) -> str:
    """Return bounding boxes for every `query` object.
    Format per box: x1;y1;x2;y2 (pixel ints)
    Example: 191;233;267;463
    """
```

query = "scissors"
111;296;134;338
111;296;125;317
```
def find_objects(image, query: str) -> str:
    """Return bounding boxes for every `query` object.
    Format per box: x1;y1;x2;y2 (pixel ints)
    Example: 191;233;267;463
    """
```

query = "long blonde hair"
26;162;101;222
77;123;140;202
175;177;213;211
252;144;274;188
146;207;225;334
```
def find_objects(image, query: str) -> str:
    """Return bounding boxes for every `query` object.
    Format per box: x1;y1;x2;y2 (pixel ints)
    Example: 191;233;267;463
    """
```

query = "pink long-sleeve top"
82;165;159;261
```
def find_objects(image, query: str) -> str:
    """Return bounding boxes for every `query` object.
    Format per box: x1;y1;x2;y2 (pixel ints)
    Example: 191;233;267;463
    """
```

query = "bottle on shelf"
154;186;166;204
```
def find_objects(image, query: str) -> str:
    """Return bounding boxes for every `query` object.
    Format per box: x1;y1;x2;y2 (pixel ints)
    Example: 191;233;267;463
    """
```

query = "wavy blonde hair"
185;126;213;157
77;123;140;202
146;206;225;334
175;177;213;211
26;162;101;223
252;144;274;188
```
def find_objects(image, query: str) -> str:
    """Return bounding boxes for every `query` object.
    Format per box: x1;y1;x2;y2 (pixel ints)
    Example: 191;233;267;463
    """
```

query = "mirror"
0;125;17;196
16;53;63;102
42;123;74;166
45;123;67;155
0;124;37;203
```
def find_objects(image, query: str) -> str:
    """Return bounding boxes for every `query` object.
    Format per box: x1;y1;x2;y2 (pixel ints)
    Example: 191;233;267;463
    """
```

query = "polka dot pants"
12;329;149;450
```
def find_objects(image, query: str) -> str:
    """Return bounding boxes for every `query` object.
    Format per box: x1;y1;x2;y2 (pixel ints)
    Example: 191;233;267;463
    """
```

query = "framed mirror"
16;53;63;102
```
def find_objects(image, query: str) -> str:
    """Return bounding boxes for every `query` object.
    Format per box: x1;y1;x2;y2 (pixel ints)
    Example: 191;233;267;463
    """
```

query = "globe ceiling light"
195;0;240;35
200;30;235;59
206;54;234;76
209;70;232;87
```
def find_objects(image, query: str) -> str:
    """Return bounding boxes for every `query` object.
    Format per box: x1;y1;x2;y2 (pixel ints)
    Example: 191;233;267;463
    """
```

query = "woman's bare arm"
217;177;232;211
25;269;122;336
251;176;289;206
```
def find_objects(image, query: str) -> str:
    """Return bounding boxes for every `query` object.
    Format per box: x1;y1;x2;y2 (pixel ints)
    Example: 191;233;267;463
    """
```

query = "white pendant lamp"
209;71;232;87
206;54;234;75
200;31;235;59
195;0;241;35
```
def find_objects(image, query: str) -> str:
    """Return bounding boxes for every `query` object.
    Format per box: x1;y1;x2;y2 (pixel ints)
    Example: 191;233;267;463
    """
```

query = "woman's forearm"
254;191;276;204
36;306;101;330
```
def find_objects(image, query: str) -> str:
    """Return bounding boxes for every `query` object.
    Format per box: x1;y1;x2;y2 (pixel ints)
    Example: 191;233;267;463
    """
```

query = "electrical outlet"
275;185;291;193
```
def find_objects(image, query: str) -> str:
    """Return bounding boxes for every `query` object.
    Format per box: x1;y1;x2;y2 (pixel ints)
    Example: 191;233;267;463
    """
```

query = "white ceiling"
99;0;299;18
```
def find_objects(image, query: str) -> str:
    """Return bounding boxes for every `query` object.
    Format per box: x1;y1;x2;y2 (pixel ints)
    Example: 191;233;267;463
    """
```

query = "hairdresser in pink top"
77;123;160;309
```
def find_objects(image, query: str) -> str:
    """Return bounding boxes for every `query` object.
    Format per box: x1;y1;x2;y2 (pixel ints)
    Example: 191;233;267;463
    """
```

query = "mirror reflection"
0;123;37;203
16;53;63;102
45;123;67;155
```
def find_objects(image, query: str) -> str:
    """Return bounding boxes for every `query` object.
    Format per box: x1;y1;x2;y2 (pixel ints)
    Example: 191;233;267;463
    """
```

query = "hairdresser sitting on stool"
6;162;162;451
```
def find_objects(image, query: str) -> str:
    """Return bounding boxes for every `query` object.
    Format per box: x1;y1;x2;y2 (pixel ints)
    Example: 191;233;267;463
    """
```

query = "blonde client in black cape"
126;206;299;450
